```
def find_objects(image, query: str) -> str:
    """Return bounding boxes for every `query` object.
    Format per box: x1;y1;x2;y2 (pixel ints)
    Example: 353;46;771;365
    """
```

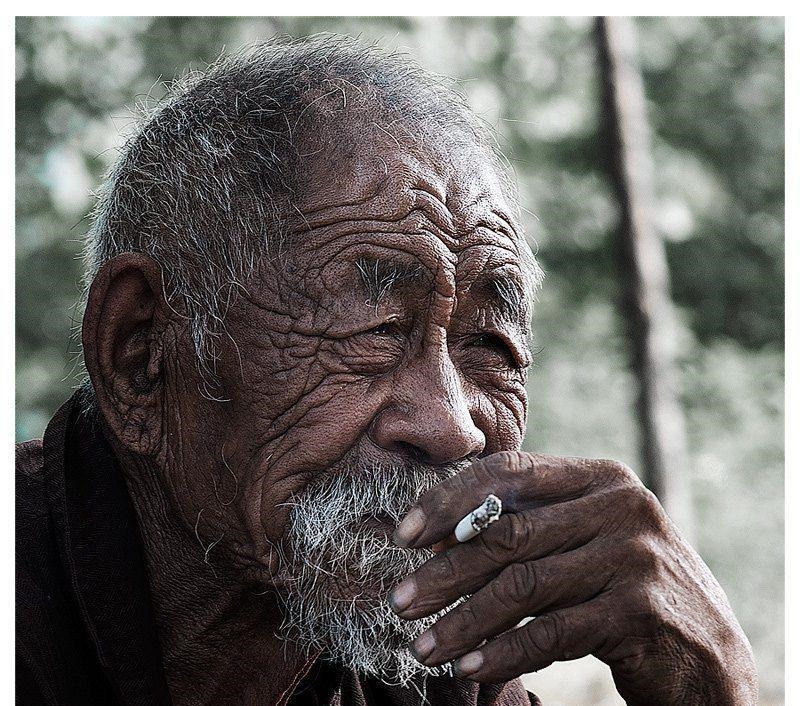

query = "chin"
275;547;459;686
272;461;464;685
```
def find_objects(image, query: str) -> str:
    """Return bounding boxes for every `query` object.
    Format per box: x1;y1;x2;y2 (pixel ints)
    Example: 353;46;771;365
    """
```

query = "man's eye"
472;333;509;353
368;322;398;336
470;333;524;369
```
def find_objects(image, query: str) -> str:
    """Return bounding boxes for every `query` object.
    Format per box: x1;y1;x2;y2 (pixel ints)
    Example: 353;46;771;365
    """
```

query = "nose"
369;353;486;466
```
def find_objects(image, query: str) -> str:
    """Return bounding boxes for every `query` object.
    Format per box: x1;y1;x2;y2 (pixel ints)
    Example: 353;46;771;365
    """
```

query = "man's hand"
388;451;758;706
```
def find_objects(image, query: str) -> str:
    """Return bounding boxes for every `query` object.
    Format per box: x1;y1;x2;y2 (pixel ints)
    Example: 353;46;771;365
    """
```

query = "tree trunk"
594;16;694;539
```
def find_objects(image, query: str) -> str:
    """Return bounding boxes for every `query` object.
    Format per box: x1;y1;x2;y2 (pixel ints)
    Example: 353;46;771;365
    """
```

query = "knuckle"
625;535;663;578
483;450;528;489
419;550;459;590
520;452;556;481
457;598;482;629
465;451;522;506
499;561;537;604
527;613;564;658
502;449;528;473
633;484;659;511
599;459;638;487
481;512;531;560
629;585;668;635
631;486;669;530
441;598;480;644
613;640;650;681
609;483;670;535
476;450;511;477
436;550;460;582
467;457;493;488
601;483;632;509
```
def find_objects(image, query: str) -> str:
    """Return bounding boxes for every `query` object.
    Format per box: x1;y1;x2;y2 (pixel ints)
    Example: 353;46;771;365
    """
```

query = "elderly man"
16;37;757;706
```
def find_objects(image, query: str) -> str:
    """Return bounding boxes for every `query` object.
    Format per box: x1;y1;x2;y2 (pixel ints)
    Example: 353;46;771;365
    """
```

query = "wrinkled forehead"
289;126;535;285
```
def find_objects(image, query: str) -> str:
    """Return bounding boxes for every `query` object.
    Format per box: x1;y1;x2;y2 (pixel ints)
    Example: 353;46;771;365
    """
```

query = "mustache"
283;458;469;530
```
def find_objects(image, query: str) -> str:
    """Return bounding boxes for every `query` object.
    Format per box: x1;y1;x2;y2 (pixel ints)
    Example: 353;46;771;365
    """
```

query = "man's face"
159;126;535;681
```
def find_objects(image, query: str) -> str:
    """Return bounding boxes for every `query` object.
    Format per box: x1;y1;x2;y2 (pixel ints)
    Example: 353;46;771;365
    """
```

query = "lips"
358;512;398;536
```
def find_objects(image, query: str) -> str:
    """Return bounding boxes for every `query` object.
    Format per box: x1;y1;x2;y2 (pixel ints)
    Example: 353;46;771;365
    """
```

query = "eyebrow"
481;273;532;324
355;257;426;306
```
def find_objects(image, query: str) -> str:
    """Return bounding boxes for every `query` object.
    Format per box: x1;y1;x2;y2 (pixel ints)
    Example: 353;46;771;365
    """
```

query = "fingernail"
389;578;417;613
454;651;483;677
393;507;426;548
411;630;436;661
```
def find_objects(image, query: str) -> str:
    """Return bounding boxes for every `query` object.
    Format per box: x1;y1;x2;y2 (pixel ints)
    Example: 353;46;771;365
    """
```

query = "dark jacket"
16;391;540;706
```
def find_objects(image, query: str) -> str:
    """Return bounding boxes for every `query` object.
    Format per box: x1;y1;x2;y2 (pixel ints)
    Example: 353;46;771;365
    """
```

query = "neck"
117;451;318;706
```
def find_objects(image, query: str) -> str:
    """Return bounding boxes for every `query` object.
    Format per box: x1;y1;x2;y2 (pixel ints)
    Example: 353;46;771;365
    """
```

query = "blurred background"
15;16;784;705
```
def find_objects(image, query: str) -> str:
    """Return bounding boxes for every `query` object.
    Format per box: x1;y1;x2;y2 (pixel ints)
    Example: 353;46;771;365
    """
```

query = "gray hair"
84;34;530;392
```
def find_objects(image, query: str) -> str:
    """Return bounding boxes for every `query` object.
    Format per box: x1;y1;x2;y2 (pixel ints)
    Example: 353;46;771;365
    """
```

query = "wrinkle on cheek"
227;352;392;544
253;387;390;544
468;386;527;455
160;346;200;514
220;381;384;556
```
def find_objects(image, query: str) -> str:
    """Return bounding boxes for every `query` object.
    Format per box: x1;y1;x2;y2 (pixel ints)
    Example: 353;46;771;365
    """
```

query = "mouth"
358;512;398;538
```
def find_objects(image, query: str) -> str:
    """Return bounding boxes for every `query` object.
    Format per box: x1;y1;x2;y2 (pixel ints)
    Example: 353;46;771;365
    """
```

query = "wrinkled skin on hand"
83;120;757;705
389;453;758;705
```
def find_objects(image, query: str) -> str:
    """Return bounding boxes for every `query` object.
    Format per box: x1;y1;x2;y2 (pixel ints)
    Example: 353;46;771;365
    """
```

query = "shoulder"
16;439;48;538
15;436;63;625
16;438;61;703
17;438;44;477
15;437;110;705
16;438;55;567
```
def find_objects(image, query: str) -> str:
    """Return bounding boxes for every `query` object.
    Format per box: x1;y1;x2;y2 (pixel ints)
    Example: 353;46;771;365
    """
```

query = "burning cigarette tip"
455;494;503;543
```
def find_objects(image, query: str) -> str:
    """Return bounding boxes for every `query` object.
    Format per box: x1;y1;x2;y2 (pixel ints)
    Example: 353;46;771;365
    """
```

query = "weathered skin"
82;122;757;705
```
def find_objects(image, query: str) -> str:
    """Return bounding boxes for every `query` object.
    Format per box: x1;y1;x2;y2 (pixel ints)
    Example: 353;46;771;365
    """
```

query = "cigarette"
454;494;503;542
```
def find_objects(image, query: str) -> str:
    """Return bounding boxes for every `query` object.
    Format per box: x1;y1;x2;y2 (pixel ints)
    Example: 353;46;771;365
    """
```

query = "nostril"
394;441;426;462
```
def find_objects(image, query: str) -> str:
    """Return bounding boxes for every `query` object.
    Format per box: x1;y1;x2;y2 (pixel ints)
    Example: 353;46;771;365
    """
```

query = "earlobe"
83;253;168;456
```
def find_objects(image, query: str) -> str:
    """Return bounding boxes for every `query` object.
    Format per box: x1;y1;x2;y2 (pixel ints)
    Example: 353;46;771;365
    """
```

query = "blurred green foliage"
15;16;784;704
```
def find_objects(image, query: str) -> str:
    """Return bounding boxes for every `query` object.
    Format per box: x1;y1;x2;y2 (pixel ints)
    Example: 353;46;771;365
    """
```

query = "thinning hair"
84;34;535;392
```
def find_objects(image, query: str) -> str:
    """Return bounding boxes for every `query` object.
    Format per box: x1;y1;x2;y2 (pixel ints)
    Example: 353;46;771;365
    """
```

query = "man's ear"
83;253;169;457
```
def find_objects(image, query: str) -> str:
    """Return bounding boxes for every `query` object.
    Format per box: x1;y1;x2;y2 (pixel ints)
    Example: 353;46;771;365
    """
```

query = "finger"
393;452;636;549
409;543;618;667
390;494;614;619
430;534;459;553
452;599;609;683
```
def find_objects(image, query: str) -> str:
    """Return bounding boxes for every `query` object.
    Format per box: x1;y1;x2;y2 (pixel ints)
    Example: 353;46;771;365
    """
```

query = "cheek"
156;347;272;569
470;381;528;454
216;333;390;544
252;383;389;547
450;340;529;453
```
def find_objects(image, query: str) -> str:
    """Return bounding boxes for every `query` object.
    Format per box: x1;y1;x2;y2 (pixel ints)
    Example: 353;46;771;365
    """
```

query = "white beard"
273;460;465;687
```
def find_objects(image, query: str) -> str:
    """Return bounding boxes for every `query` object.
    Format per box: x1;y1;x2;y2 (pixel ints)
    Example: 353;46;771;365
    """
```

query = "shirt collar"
42;389;173;705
